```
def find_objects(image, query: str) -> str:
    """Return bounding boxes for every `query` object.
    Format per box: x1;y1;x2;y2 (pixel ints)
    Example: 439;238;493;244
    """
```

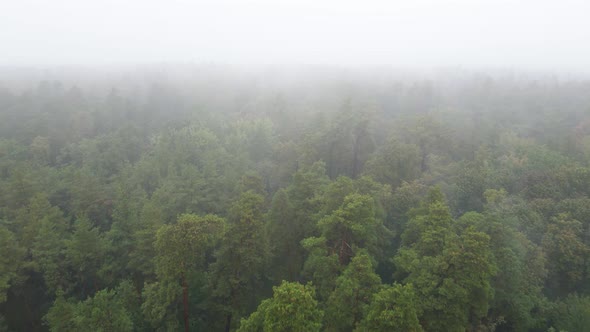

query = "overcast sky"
1;0;589;70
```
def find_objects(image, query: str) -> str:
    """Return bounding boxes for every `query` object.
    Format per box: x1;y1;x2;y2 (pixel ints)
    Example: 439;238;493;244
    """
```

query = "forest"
1;66;590;332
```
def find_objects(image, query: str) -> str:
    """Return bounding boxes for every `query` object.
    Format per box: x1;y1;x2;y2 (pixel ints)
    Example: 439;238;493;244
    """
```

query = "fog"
2;0;590;71
4;2;590;331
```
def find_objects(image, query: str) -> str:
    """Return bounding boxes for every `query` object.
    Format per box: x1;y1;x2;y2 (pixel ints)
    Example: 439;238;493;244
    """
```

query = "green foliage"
356;283;423;332
154;213;225;281
301;237;342;301
101;174;146;284
398;115;452;173
71;288;133;331
287;161;330;237
542;214;589;297
67;169;110;229
238;281;323;332
300;101;376;179
46;287;133;332
455;147;492;212
395;198;496;331
3;70;590;332
141;281;182;331
479;194;548;331
266;189;302;282
364;139;421;188
210;191;269;330
126;201;163;277
401;200;453;256
4;167;36;212
64;217;106;296
147;213;225;330
317;193;381;264
389;181;429;236
44;291;77;332
32;213;70;293
302;190;387;302
551;294;590;332
15;193;66;248
0;226;24;303
324;250;382;331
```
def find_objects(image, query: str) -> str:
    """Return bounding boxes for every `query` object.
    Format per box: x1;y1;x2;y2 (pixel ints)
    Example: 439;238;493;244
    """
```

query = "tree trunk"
224;313;232;332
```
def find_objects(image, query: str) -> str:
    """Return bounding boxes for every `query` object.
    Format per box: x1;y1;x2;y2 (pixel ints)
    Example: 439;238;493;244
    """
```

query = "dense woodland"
1;66;590;331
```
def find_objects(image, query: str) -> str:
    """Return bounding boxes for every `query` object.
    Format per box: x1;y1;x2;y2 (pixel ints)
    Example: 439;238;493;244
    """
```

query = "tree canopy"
1;66;590;331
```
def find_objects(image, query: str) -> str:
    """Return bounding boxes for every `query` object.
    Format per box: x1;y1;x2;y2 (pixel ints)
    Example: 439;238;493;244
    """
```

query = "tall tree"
147;213;225;332
31;213;70;294
395;198;496;331
265;189;302;282
237;281;323;332
0;226;24;304
287;161;329;238
64;217;106;298
542;213;589;297
45;286;134;332
364;139;421;188
324;250;382;331
356;283;423;332
317;193;381;264
210;191;268;331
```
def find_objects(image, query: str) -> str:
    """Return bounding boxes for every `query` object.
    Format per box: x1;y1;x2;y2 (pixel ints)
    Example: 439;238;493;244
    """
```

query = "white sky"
1;0;589;69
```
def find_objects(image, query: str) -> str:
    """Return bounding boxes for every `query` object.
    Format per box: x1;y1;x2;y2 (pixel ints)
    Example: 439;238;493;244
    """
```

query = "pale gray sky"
1;0;589;69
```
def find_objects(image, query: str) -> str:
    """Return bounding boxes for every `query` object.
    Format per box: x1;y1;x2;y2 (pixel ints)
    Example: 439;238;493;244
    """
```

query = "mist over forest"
0;64;589;332
2;2;590;332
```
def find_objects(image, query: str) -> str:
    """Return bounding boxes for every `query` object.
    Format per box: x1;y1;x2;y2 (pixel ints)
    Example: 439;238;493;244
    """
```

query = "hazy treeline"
1;66;590;331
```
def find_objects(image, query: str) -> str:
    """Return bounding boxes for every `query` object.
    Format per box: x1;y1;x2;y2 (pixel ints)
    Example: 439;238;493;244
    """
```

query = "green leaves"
64;218;106;296
238;281;323;332
364;139;421;188
395;197;496;331
266;189;302;282
356;283;423;332
0;226;24;304
317;193;380;264
324;250;381;331
401;200;453;257
32;214;70;294
542;214;590;296
551;294;590;332
154;213;225;281
45;286;134;332
210;191;268;329
4;73;590;332
146;213;225;330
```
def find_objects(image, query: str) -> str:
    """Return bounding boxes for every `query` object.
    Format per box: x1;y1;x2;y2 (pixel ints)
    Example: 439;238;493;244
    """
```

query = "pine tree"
324;250;382;331
210;191;268;331
146;213;225;332
356;283;423;332
0;226;24;304
238;281;323;332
